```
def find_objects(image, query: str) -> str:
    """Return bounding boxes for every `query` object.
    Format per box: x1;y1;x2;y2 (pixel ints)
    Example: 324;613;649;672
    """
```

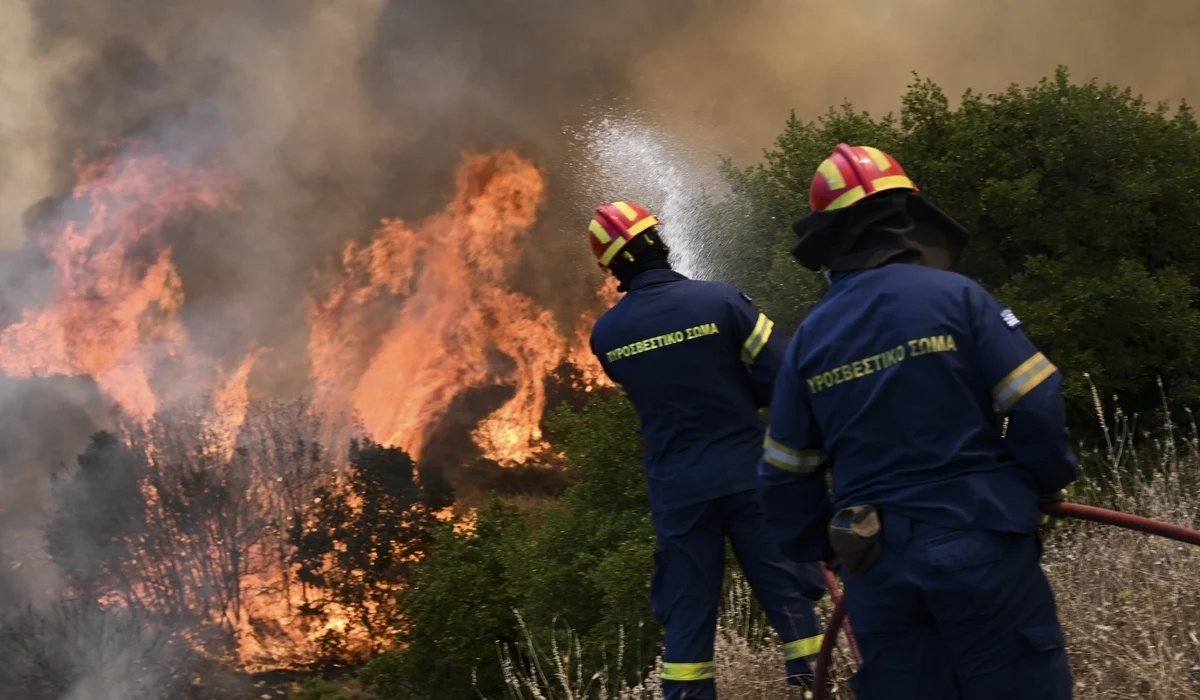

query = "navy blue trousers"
651;490;826;700
842;512;1072;699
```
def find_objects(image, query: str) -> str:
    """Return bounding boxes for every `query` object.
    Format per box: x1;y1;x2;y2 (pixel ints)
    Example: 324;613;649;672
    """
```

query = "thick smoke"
1;0;1199;692
3;0;1199;319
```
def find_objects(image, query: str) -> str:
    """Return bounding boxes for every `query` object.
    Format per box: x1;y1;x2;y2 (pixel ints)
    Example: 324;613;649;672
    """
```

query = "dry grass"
494;583;857;700
495;384;1200;699
1043;381;1200;699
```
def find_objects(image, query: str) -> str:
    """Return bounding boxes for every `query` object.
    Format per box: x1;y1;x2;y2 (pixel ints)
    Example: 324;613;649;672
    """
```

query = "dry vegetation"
1044;387;1200;699
493;395;1200;700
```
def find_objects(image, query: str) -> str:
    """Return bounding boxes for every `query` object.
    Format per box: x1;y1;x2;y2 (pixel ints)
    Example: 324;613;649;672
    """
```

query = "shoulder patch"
1000;308;1021;329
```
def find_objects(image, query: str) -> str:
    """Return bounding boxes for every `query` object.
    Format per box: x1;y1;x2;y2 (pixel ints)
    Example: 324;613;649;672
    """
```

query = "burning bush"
290;438;452;664
40;397;451;674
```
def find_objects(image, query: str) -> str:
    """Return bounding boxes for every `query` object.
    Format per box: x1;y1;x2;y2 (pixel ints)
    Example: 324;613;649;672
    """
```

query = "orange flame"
0;144;237;420
309;150;582;464
206;347;267;457
569;276;620;391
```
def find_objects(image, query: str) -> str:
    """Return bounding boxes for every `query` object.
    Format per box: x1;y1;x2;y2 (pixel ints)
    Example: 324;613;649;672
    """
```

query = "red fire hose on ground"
810;502;1200;700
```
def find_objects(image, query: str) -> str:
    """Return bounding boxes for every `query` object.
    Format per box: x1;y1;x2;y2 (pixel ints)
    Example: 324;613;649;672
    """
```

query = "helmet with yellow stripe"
809;144;917;214
588;201;661;269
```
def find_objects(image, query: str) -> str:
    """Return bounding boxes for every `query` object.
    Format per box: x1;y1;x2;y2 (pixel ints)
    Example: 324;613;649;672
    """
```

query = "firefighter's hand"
1038;512;1064;532
823;556;841;574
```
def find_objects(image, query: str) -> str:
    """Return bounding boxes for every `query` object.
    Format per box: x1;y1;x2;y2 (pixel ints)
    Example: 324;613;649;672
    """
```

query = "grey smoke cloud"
0;1;1197;691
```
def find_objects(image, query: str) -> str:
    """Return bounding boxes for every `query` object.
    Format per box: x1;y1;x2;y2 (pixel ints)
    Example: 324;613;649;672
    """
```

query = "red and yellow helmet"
809;144;918;213
588;201;660;268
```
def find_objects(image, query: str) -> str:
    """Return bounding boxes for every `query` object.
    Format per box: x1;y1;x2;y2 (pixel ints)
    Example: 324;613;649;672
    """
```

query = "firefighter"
756;144;1078;699
586;201;827;699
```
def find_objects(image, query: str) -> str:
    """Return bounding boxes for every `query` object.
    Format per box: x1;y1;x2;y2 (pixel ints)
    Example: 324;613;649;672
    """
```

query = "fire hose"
810;502;1200;700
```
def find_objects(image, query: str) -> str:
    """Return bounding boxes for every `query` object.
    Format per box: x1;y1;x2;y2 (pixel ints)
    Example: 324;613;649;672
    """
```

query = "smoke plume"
1;0;1198;690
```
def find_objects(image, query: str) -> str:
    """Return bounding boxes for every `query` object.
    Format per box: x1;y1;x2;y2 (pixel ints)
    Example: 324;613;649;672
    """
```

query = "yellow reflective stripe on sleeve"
992;352;1057;413
741;313;774;364
765;435;801;458
763;437;825;473
783;634;824;660
661;661;716;681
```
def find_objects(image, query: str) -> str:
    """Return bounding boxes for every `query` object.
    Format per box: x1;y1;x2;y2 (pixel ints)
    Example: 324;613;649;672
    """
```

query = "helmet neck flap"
790;190;969;274
608;228;672;292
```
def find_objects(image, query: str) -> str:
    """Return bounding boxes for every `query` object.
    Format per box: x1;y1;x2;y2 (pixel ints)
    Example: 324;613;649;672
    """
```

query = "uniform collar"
627;268;687;291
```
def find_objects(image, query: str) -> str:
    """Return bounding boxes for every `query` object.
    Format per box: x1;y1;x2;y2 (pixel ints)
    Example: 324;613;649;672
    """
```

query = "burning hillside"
0;141;616;669
0;143;611;467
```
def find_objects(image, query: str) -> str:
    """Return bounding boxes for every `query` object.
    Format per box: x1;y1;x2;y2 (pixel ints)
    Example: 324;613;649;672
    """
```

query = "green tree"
724;67;1200;423
359;498;528;700
509;394;657;682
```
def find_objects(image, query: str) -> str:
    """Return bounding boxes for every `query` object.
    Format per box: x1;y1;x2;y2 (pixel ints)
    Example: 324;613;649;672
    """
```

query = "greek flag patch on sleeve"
1001;308;1021;329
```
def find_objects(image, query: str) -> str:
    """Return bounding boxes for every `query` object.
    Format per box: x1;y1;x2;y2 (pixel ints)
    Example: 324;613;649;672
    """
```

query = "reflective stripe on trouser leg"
720;492;826;687
661;663;716;700
653;501;725;700
661;661;716;681
784;634;824;660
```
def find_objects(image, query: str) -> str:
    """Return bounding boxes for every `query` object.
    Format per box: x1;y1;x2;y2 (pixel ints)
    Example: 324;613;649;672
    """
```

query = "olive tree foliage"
723;67;1200;423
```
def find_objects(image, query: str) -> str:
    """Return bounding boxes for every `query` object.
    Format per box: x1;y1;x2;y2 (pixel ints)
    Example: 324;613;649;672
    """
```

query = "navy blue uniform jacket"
590;270;785;513
757;264;1079;563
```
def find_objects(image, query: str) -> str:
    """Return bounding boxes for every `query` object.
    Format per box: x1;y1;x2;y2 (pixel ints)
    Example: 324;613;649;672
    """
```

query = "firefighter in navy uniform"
586;201;826;699
756;144;1079;700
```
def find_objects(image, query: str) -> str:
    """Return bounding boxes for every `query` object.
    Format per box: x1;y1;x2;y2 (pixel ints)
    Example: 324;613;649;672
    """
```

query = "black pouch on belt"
828;505;883;576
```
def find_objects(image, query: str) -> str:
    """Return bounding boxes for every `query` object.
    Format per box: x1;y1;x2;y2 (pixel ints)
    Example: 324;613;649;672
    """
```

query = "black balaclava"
608;228;672;292
790;189;969;274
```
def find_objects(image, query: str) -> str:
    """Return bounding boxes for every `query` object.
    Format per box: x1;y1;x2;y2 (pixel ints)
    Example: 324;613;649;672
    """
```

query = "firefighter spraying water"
578;143;1200;700
584;201;827;698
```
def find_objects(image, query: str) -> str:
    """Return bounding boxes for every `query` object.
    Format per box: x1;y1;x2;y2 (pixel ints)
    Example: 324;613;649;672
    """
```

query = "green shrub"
360;498;527;700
